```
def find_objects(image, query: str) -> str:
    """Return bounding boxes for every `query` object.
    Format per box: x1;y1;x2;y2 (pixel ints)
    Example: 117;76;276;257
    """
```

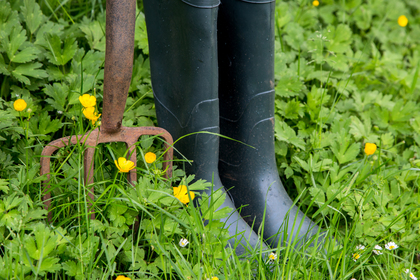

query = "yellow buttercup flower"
398;15;408;27
13;99;27;111
79;94;96;108
312;0;319;6
82;106;101;125
352;253;361;261
115;276;131;280
114;157;135;173
364;143;377;155
145;152;156;164
173;185;195;204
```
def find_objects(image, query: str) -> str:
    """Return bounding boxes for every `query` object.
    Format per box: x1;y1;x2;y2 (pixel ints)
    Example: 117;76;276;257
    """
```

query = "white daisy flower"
179;238;189;247
385;242;398;250
350;278;356;280
268;252;277;262
373;245;383;255
405;269;417;280
355;244;365;250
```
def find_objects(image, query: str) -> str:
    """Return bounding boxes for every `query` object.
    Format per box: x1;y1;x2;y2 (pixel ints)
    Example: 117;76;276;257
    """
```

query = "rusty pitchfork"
40;0;173;222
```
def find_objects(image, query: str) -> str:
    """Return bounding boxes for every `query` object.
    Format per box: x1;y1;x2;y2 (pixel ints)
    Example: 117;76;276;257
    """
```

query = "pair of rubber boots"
144;0;319;254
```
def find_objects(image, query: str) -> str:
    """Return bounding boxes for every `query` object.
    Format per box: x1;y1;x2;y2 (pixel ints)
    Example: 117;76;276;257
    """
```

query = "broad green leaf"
354;5;372;30
318;5;336;25
275;75;303;97
201;189;232;220
135;11;149;54
44;33;78;65
29;111;62;140
130;54;150;92
62;260;83;278
12;62;48;85
10;46;41;63
4;194;23;211
0;209;21;229
283;22;305;51
275;118;306;150
326;54;349;73
307;86;330;122
108;203;128;227
66;234;100;264
349;115;376;141
0;179;8;193
23;209;47;223
0;109;18;134
0;1;19;41
275;2;291;28
330;131;360;164
326;24;352;53
2;25;27;61
38;257;61;275
309;188;325;204
122;248;146;270
293;156;309;172
79;16;105;52
21;0;44;34
378;214;405;232
294;155;332;172
275;99;303;119
34;21;64;48
43;83;69;112
0;54;10;75
391;100;417;122
78;50;104;76
380;132;394;149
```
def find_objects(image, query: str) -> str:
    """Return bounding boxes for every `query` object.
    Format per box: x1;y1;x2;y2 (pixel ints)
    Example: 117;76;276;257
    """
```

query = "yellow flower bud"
398;15;408;27
145;152;156;164
364;143;377;155
13;99;27;111
115;276;131;280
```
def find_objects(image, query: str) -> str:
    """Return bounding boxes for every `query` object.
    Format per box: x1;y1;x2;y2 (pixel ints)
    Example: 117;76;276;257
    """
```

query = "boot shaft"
144;0;220;176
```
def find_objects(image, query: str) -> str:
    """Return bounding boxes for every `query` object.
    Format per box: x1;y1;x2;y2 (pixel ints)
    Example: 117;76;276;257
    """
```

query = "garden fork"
40;0;173;222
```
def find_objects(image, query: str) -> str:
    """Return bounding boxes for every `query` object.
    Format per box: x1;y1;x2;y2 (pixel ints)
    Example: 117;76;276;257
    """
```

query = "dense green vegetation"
0;0;420;279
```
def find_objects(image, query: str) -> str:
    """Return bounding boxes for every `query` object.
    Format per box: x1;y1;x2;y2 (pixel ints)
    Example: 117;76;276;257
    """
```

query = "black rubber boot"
217;0;319;248
143;0;266;255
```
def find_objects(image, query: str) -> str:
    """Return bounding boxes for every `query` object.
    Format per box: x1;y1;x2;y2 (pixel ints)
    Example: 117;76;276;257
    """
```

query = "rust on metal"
102;0;136;134
40;0;174;222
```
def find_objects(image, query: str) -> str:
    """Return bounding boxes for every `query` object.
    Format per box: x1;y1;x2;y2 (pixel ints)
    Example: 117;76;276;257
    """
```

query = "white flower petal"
179;238;189;247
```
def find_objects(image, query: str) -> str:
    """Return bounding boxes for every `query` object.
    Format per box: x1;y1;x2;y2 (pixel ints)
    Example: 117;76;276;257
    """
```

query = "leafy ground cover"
0;0;420;279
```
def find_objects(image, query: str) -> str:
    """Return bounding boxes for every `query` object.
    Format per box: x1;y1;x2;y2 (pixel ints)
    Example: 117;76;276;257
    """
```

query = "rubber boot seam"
181;0;220;8
154;93;219;129
220;89;274;123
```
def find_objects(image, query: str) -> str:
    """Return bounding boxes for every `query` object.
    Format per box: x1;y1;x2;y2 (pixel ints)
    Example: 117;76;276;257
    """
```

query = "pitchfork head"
40;126;173;222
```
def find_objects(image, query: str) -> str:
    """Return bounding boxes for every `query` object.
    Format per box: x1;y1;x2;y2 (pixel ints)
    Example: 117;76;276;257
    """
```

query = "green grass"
0;0;420;279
